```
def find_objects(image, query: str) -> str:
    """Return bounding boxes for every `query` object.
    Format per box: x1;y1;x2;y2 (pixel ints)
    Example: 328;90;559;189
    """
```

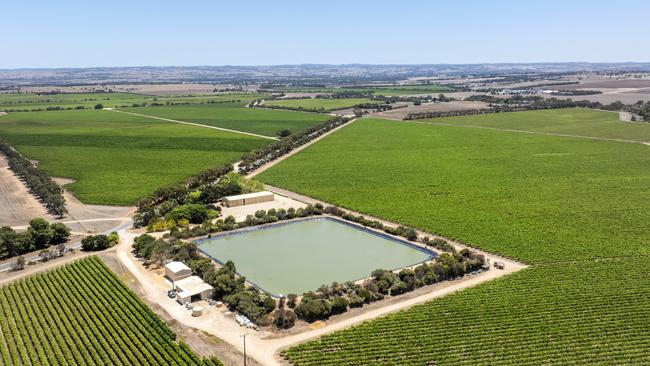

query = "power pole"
242;333;247;366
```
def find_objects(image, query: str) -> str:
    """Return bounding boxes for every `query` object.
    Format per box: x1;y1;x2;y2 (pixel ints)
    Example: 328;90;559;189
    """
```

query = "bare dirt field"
541;90;650;104
14;83;254;96
554;79;650;90
278;92;327;98
0;154;55;226
373;100;489;120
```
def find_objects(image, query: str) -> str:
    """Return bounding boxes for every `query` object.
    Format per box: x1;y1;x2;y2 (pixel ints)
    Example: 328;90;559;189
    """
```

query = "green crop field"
417;107;650;142
0;92;265;111
122;102;331;137
260;114;650;263
0;109;269;205
276;84;455;96
285;257;650;366
259;109;650;365
0;256;222;366
264;98;379;111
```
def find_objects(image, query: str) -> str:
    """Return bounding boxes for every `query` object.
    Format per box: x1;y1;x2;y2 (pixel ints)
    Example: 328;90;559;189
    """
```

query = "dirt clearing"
0;154;55;226
373;100;489;120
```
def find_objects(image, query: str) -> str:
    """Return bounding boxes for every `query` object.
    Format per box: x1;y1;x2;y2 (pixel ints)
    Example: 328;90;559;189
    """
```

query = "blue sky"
2;0;649;68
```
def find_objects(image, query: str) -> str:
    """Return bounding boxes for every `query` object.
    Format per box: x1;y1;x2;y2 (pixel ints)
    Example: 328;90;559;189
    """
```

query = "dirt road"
104;108;279;141
402;119;650;145
115;202;526;366
246;118;357;179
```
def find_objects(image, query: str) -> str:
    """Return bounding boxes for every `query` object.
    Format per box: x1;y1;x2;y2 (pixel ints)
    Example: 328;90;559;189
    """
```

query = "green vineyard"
0;256;222;366
284;257;650;365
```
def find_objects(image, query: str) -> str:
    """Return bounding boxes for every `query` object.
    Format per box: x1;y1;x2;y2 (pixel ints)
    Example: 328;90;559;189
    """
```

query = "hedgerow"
0;139;67;216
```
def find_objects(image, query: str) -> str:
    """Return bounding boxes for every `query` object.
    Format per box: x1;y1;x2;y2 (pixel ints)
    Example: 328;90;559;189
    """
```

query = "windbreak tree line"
238;116;351;174
134;201;487;328
0;139;67;216
405;95;638;120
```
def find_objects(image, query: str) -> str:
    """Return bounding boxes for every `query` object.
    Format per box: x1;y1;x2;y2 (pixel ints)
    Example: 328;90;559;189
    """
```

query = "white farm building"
175;276;214;304
223;191;274;207
164;261;191;282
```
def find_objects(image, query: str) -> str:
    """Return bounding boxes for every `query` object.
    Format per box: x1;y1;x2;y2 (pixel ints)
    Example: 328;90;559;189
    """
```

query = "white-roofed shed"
165;261;191;282
174;276;213;304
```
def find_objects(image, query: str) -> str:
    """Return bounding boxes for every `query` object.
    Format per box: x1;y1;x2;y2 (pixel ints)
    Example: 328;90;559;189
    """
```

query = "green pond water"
197;218;433;295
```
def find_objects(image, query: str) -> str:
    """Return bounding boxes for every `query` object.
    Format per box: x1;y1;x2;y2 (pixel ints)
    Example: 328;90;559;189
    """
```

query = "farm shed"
175;276;214;304
223;191;274;207
165;261;191;282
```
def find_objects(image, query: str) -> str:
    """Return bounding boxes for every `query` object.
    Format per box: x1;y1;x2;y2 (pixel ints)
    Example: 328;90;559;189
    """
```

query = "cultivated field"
260;112;650;262
264;98;379;111
258;110;650;364
285;256;650;365
414;108;650;142
0;256;222;366
0;109;270;205
122;103;330;137
0;92;265;111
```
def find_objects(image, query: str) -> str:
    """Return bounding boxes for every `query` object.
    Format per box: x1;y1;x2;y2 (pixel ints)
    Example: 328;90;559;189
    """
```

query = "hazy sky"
3;0;649;68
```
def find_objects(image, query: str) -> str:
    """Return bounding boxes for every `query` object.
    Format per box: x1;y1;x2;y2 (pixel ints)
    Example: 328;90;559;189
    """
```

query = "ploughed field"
122;102;331;137
0;256;222;366
264;98;379;111
0;92;265;111
276;84;455;96
0;109;270;205
258;109;650;365
197;217;433;296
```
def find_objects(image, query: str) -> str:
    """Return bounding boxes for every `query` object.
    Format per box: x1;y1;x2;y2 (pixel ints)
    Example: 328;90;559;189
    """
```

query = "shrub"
168;204;210;224
81;235;112;251
295;293;332;321
50;222;71;244
331;296;349;315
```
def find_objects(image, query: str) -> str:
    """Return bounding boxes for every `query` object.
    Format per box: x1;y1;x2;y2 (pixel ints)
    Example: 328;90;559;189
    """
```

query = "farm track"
400;119;650;145
114;220;525;366
104;108;279;141
245;118;358;179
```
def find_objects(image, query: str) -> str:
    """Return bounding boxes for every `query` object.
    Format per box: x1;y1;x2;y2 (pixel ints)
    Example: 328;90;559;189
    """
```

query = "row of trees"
139;199;486;327
139;172;260;230
291;250;486;322
0;218;71;260
626;100;650;122
238;116;351;174
165;205;325;240
133;165;234;228
0;140;67;216
404;96;630;120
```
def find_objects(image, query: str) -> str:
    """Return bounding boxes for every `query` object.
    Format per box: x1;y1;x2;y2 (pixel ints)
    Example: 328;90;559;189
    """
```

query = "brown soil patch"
554;79;650;90
0;154;55;226
373;100;489;120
